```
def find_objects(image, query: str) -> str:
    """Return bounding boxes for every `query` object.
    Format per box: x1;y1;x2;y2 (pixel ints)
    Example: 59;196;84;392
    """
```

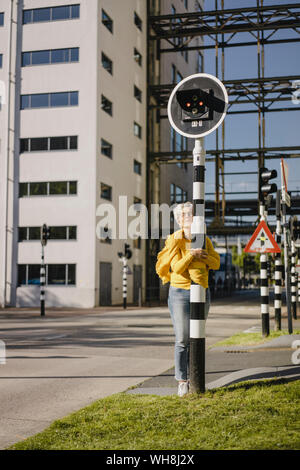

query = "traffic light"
124;243;132;260
259;167;277;204
290;216;300;242
167;73;228;139
176;88;213;121
41;224;50;246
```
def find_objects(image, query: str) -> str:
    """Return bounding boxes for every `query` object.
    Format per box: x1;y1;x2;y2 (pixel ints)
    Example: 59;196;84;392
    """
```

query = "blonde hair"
173;201;193;225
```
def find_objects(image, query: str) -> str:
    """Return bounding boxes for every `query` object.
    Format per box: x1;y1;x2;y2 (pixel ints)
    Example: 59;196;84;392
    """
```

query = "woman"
156;202;220;397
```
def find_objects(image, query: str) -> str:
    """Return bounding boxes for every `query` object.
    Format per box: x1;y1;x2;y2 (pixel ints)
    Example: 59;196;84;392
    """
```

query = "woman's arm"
205;238;220;270
170;249;194;274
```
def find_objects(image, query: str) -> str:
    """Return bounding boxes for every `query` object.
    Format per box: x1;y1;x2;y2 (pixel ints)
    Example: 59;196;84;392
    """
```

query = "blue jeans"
167;286;210;382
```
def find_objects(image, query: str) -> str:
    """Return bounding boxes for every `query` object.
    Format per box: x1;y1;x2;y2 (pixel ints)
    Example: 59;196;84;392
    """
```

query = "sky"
200;0;300;225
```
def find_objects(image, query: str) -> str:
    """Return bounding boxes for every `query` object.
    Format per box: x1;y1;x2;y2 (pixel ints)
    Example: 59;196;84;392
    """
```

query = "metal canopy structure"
147;0;300;233
148;3;300;50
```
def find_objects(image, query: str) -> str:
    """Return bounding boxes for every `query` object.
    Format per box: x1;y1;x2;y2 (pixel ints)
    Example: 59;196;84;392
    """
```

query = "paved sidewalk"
127;325;300;396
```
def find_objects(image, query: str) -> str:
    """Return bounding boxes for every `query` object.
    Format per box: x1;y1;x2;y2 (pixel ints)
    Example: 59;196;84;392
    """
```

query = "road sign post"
168;73;228;394
244;220;280;337
280;159;293;334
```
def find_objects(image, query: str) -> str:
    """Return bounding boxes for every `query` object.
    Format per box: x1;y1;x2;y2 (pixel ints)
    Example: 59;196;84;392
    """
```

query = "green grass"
210;329;300;348
8;379;300;450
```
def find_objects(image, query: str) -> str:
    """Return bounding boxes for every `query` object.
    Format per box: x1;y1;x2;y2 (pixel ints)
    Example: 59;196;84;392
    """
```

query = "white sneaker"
178;381;189;397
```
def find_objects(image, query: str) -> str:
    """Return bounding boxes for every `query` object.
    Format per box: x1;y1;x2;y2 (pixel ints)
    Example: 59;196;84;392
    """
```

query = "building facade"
0;0;147;308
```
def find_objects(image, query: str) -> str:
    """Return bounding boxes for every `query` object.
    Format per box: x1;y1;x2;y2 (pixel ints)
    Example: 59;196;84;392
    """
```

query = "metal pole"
282;201;293;334
291;239;297;319
40;244;45;317
189;138;206;394
259;203;269;336
274;190;282;330
122;256;127;309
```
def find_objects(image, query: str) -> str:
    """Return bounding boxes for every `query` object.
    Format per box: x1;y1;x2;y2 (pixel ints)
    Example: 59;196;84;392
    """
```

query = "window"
134;48;142;66
29;182;47;196
20;136;77;153
49;181;67;195
101;95;112;116
102;9;113;33
19;181;77;197
134;122;142;139
0;12;4;26
50;136;68;150
134;12;142;31
101;183;112;201
31;137;48;151
134;85;142;102
134;159;141;175
28;265;41;285
184;0;188;9
198;52;203;73
31;50;50;65
101;139;113;159
171;64;176;84
0;54;3;68
47;264;76;285
18;264;75;286
23;5;80;24
20;92;78;109
19;226;77;241
101;52;113;74
170;184;187;204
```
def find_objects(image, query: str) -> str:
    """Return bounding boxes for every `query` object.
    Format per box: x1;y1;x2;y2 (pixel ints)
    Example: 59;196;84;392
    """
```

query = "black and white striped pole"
190;138;206;393
122;256;127;309
282;194;293;334
168;73;228;393
274;190;282;330
291;239;297;320
118;243;132;309
40;245;45;317
290;216;299;320
40;224;50;317
258;167;277;336
297;267;300;307
259;203;270;337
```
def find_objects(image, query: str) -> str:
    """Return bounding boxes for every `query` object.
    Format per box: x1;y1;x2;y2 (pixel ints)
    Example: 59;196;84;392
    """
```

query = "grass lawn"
8;379;300;450
209;329;300;348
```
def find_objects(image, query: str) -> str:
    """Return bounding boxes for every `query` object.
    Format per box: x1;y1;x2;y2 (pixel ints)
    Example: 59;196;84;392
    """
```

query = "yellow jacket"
156;229;220;289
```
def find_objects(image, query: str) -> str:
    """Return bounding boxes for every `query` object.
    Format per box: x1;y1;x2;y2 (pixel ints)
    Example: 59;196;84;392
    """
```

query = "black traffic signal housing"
125;243;132;260
259;167;277;204
290;217;300;242
41;224;50;246
176;88;214;122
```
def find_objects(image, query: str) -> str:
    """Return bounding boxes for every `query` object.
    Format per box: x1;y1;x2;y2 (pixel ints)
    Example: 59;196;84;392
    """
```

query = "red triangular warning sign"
244;220;281;253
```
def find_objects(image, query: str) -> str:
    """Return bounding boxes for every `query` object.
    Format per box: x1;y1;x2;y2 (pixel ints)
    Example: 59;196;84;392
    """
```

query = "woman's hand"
189;248;208;261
